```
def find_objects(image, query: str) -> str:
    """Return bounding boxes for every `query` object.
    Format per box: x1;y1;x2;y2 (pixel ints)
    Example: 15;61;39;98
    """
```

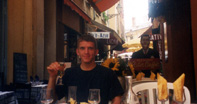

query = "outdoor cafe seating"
0;81;47;104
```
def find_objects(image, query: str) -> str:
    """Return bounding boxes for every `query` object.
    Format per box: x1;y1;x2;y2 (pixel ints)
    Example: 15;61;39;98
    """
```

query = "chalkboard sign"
13;53;27;83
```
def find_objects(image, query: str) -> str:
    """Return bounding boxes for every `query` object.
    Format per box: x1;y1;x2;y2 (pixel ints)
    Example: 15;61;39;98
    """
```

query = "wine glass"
40;88;53;104
172;89;186;104
67;86;77;104
88;89;100;104
156;89;169;104
58;62;65;85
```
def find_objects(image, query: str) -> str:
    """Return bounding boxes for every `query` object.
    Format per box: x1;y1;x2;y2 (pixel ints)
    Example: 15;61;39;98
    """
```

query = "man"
47;34;124;104
132;34;160;77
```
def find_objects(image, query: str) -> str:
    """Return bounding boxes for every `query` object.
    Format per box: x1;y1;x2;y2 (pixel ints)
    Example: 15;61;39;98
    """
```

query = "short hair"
140;34;150;41
77;34;98;49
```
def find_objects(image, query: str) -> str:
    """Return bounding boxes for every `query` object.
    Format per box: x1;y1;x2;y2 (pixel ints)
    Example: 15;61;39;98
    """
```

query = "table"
0;91;17;104
31;84;48;103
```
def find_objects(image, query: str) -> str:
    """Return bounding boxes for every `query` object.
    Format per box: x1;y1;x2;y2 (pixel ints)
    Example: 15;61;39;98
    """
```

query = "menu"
13;53;27;83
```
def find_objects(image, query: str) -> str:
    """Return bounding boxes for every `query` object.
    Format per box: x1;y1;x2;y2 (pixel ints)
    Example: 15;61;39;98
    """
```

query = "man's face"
141;36;150;50
76;41;98;64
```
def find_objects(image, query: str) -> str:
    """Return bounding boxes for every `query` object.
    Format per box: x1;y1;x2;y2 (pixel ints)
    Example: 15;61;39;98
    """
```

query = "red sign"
129;58;160;70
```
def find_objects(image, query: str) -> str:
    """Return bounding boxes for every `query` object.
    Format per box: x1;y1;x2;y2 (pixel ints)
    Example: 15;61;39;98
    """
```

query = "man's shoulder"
65;65;80;72
96;65;114;73
149;48;155;51
148;48;159;53
132;49;143;57
96;65;111;70
133;49;143;54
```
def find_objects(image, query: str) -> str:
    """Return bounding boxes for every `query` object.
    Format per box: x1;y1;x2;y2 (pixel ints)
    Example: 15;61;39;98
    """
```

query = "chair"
14;83;32;104
132;82;191;104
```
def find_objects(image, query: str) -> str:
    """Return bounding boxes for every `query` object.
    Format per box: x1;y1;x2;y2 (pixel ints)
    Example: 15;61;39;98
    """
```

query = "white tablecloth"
0;91;18;104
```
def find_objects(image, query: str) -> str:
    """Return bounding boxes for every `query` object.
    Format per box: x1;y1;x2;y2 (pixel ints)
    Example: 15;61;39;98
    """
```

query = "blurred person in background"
132;34;160;77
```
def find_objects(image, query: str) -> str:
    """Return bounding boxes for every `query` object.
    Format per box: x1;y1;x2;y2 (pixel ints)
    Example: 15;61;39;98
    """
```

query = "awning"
90;20;123;44
142;26;152;35
64;0;91;22
89;20;125;50
87;0;119;14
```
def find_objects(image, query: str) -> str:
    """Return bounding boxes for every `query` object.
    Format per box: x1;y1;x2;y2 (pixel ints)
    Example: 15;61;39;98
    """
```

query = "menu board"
129;58;161;70
13;53;27;83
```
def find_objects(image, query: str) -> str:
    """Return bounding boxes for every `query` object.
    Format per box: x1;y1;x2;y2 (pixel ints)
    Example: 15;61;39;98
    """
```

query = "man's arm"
47;75;58;101
111;96;122;104
47;62;66;101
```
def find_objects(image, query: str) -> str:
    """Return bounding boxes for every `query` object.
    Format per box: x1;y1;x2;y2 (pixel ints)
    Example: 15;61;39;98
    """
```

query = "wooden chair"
14;83;32;104
132;82;191;104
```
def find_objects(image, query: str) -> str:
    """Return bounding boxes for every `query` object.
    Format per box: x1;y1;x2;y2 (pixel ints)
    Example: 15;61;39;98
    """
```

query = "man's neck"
80;62;96;71
143;48;149;54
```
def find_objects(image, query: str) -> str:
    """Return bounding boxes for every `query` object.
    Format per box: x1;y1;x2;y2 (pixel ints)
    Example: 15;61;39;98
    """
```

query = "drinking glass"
156;89;169;104
172;89;186;104
68;86;77;104
40;88;53;104
58;62;65;85
88;89;100;104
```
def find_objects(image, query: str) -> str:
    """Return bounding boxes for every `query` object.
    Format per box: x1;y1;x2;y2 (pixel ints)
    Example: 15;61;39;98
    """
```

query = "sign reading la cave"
106;38;118;45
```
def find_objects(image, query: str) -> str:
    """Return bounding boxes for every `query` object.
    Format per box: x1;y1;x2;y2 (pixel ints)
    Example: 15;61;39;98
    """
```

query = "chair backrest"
132;82;191;104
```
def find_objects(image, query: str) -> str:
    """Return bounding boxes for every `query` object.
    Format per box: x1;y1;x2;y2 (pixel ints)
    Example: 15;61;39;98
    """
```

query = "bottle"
121;76;139;104
124;64;132;76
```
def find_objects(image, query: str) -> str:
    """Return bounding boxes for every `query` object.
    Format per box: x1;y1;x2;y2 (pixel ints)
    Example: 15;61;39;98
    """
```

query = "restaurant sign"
129;58;160;70
89;32;110;39
150;34;162;41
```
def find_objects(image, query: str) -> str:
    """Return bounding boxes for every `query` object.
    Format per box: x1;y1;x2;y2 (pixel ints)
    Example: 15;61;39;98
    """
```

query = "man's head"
76;34;98;64
140;34;150;50
77;34;98;49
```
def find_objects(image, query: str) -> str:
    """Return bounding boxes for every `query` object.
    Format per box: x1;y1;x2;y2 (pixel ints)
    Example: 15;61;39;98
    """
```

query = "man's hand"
47;62;66;78
112;96;121;104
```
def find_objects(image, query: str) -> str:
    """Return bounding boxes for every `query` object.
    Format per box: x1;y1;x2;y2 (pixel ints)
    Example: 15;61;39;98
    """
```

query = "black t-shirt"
56;65;124;104
132;48;159;59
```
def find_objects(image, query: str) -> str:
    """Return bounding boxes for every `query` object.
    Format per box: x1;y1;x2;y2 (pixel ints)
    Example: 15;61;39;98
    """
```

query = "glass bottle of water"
121;76;139;104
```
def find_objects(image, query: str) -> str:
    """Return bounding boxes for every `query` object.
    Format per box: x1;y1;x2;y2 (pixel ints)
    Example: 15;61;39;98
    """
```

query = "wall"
7;0;33;84
33;0;44;80
7;0;45;83
108;3;117;32
62;5;81;33
163;0;196;101
44;0;57;79
190;0;197;98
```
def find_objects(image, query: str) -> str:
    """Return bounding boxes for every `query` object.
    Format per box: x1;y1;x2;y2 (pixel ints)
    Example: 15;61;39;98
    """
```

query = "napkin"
69;98;76;104
150;71;156;80
157;73;168;100
136;72;145;81
173;73;185;102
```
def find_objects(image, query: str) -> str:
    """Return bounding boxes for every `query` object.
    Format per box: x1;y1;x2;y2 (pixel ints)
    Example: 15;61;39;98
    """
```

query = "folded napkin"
157;73;168;100
150;71;156;80
173;73;185;102
136;72;145;81
69;98;76;104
